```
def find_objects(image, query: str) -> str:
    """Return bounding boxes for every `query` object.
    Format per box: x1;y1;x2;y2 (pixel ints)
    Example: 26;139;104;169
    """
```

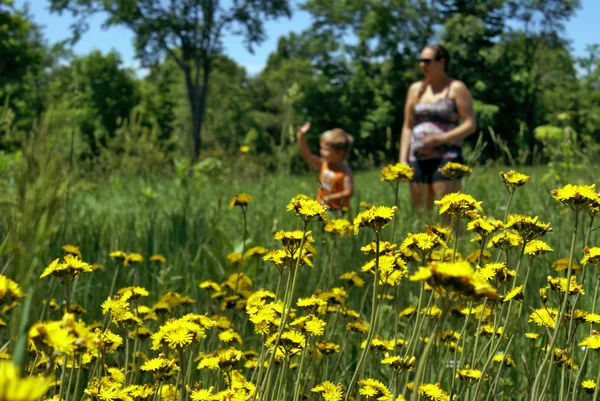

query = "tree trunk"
184;61;211;161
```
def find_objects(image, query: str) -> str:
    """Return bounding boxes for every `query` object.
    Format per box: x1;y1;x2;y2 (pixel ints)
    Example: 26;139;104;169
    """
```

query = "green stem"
531;211;579;401
345;231;382;401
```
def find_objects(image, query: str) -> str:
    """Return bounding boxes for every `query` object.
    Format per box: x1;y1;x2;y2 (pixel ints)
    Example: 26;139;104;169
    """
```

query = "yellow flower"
585;313;600;323
339;272;365;287
199;280;222;293
503;285;523;302
552;258;582;274
150;254;166;263
529;307;558;328
552;184;598;211
425;224;453;241
312;381;343;401
0;275;24;304
525;332;539;340
151;318;206;350
438;162;472;179
476;262;515;283
347;320;370;333
456;364;487;382
109;250;127;261
0;360;53;400
353;205;397;234
466;217;503;237
381;354;416;371
582;247;600;266
244;246;268;258
465;249;491;264
315;340;340;355
401;232;446;261
197;354;220;370
360;241;397;255
218;329;242;344
324;219;354;236
380;163;414;183
582;379;597;394
62;244;82;259
547;275;584;295
580;333;600;351
229;193;252;209
218;348;244;370
226;252;243;265
506;214;552;241
487;231;523;250
124;253;144;266
361;254;408;287
500;170;530;188
358;378;392;400
141;354;180;381
304;316;326;336
492;353;516;368
117;286;149;302
399;306;417;318
410;262;499;300
434;193;482;219
418;383;450;401
274;230;314;249
286;196;329;222
40;255;93;282
240;145;250;153
525;240;553;256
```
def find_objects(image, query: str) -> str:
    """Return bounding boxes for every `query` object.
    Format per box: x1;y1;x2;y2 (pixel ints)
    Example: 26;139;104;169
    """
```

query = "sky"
15;0;600;76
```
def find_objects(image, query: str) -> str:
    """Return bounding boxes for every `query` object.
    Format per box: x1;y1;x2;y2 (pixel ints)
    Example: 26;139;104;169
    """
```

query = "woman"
399;44;476;214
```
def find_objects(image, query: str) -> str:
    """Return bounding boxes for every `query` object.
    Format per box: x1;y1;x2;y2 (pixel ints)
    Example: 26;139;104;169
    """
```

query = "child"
297;122;354;210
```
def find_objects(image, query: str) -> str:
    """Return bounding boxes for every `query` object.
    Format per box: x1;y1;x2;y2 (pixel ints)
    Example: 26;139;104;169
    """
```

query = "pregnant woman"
399;44;477;215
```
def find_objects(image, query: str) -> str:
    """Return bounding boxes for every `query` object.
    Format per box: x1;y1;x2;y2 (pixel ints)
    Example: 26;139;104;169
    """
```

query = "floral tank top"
409;82;461;162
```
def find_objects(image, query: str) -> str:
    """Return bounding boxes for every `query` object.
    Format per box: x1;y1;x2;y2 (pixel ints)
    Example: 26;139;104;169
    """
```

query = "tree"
49;0;291;160
46;50;141;156
0;0;47;131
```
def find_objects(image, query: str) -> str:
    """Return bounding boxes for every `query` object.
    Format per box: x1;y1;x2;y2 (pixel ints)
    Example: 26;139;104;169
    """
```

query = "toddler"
296;122;354;210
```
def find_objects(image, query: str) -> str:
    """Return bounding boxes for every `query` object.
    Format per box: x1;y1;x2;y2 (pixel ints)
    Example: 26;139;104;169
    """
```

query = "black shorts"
409;156;464;184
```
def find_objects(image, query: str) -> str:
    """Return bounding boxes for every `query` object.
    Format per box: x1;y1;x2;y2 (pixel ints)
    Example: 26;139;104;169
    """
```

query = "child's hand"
297;122;311;140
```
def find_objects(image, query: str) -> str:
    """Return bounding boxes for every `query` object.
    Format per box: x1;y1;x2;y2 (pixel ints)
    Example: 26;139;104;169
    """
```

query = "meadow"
1;157;600;401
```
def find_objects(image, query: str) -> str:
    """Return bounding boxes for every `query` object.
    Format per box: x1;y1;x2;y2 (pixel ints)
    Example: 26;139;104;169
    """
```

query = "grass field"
1;162;599;401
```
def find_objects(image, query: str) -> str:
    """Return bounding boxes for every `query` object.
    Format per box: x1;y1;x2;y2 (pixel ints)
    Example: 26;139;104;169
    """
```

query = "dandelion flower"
582;247;600;266
582;379;596;394
552;184;598;211
439;162;472;179
325;219;354;236
435;193;482;219
287;196;329;222
381;163;414;183
525;240;553;256
312;381;343;401
529;307;558;329
418;383;451;401
0;360;53;400
229;193;252;209
503;285;523;302
500;170;530;188
358;378;392;400
353;205;397;234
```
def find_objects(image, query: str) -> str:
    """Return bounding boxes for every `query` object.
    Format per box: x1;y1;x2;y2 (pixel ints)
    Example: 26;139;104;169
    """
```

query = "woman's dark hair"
424;44;450;72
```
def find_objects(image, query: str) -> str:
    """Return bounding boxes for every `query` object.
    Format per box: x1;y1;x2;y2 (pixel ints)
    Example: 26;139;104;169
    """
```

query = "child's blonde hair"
321;128;354;156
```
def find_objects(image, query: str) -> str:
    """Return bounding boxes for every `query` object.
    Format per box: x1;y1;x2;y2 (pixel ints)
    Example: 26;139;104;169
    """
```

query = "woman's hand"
421;134;446;150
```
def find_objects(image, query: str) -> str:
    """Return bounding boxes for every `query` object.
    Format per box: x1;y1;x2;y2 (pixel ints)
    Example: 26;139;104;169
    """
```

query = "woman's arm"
297;121;323;169
422;80;476;149
399;82;420;164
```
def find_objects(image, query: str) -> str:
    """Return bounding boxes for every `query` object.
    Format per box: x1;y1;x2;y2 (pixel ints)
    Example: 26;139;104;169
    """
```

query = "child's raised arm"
297;122;322;169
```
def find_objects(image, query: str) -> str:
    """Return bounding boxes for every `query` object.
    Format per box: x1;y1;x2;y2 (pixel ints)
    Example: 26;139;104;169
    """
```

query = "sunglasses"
419;58;435;64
